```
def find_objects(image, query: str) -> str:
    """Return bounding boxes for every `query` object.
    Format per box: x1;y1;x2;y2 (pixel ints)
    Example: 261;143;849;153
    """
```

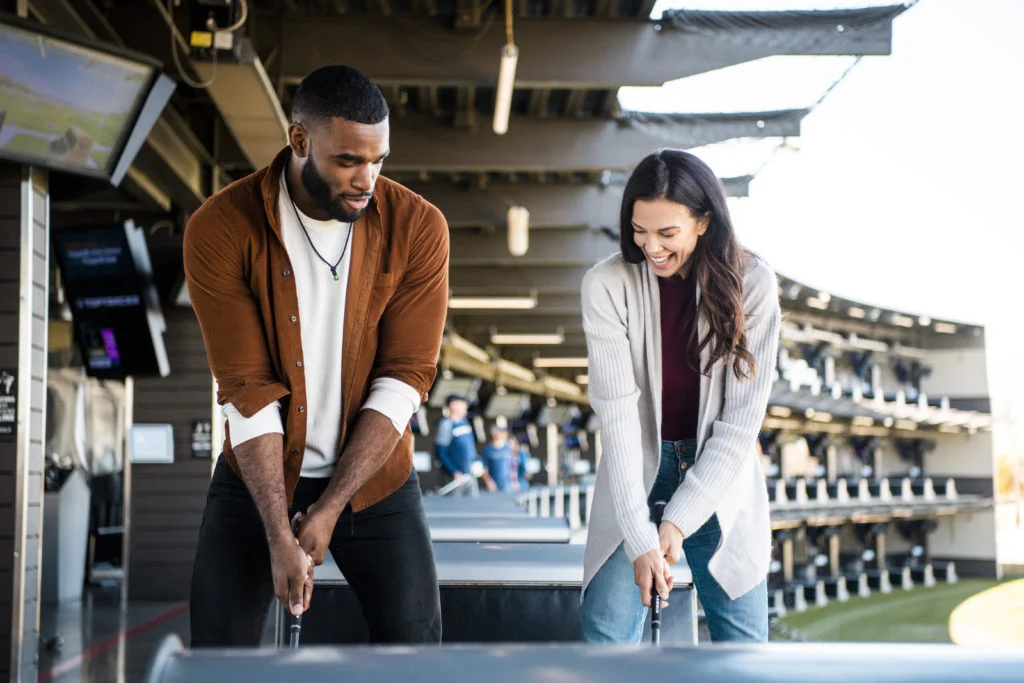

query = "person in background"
434;394;479;496
481;425;519;492
511;435;532;489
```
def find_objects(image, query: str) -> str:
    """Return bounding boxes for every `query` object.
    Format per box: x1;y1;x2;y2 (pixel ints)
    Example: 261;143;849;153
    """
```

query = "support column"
0;165;50;683
829;534;841;579
826;444;839;484
782;536;795;583
875;528;887;571
546;423;558;487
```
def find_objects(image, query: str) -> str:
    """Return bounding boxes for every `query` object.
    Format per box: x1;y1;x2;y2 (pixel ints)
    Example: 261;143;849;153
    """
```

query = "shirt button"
290;316;297;323
283;269;291;277
296;361;302;367
291;450;300;457
298;406;305;413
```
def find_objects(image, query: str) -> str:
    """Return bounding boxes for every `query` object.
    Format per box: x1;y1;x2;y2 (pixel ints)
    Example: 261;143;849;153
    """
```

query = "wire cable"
165;0;216;89
505;0;515;48
163;0;249;90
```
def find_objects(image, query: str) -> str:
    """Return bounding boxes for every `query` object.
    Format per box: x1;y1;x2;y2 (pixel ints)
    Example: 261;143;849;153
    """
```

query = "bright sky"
620;0;1024;454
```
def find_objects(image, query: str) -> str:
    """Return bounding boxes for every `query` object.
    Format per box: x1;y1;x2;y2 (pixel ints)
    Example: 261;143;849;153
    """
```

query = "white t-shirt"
222;173;420;477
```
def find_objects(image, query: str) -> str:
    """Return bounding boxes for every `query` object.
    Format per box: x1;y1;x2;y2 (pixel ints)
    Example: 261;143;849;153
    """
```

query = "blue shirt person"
511;437;532;488
434;395;479;495
481;426;519;492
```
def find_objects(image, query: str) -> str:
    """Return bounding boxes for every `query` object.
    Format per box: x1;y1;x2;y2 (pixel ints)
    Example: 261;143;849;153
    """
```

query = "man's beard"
301;154;371;223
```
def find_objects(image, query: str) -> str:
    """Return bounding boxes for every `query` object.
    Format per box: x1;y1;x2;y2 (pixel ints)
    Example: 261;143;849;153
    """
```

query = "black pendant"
331;266;339;281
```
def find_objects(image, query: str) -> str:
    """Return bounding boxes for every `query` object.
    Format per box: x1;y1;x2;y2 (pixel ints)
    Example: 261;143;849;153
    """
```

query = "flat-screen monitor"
53;220;170;379
428;376;481;409
0;15;175;184
537;403;581;427
484;392;530;420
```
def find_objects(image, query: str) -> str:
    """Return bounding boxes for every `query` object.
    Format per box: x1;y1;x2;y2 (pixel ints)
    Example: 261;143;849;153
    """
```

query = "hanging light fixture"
492;0;518;135
507;205;529;256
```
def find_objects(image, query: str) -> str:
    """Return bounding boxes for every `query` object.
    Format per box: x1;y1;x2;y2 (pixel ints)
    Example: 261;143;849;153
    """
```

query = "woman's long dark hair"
620;149;756;380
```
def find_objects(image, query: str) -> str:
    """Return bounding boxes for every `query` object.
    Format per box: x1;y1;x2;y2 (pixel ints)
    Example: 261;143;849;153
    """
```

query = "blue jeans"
582;439;768;643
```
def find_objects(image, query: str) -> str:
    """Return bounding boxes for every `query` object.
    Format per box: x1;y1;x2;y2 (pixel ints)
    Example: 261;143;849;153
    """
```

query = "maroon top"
659;273;700;441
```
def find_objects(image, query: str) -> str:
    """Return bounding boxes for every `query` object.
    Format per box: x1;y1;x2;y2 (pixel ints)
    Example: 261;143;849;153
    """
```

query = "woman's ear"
698;212;712;237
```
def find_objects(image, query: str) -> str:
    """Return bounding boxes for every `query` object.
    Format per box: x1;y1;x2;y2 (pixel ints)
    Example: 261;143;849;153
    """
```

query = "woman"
580;150;780;643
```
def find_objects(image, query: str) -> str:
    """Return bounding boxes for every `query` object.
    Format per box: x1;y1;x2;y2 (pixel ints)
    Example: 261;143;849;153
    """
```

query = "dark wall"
127;307;213;601
0;164;48;680
0;162;21;682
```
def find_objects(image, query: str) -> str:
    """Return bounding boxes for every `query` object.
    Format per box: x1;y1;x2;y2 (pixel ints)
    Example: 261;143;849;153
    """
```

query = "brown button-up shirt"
183;147;449;511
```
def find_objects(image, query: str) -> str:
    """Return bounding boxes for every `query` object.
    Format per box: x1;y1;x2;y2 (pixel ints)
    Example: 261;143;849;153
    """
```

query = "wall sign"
0;368;16;439
191;420;212;458
129;424;174;464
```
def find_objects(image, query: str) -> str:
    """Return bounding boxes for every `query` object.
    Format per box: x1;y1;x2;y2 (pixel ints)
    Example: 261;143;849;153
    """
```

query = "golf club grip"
651;499;666;646
289;615;302;649
651;594;662;645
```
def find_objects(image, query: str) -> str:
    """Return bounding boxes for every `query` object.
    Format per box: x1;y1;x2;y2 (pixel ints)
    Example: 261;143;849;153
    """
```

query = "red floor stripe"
38;601;189;682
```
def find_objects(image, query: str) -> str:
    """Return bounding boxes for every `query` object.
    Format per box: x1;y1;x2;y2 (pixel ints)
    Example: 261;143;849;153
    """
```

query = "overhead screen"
484;392;530;420
53;220;170;380
0;15;174;184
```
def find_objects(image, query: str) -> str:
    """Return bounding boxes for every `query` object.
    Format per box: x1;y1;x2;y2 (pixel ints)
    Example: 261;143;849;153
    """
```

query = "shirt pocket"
366;270;402;325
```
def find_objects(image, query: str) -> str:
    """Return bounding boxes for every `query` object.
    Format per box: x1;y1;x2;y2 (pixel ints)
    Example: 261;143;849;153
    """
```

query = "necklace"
289;196;354;282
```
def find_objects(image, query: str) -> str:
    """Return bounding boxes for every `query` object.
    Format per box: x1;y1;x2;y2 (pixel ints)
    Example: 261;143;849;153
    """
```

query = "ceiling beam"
449;311;585;332
451;227;617;266
456;328;588;348
412;176;752;229
450;265;593;293
440;343;588;403
265;10;901;87
388;111;803;172
26;0;94;34
451;293;584;315
493;344;590;364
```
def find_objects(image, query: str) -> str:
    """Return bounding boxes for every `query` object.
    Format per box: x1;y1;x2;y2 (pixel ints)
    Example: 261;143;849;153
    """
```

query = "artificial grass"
778;579;1000;643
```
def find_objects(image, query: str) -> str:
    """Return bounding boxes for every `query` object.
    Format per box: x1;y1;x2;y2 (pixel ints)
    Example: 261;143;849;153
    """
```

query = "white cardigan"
581;252;781;600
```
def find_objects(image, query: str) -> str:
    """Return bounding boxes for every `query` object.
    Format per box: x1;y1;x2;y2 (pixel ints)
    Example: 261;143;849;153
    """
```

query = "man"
481;424;519;493
512;436;533;489
184;65;448;646
433;394;478;497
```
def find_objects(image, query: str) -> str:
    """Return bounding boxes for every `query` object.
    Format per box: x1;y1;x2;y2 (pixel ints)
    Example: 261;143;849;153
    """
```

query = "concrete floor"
37;587;189;683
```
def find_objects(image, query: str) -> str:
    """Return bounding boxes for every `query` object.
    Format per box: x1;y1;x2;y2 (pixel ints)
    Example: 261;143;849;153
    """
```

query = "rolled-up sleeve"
183;199;290;417
370;203;449;400
360;377;422;434
223;401;284;448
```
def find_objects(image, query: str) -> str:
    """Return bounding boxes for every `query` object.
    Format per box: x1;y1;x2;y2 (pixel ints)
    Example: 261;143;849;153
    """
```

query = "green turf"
5;134;48;158
779;579;1000;643
90;149;111;170
0;86;129;150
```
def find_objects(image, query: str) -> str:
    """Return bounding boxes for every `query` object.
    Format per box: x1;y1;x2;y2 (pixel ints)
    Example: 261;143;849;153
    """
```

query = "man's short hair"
446;394;468;406
291;65;389;128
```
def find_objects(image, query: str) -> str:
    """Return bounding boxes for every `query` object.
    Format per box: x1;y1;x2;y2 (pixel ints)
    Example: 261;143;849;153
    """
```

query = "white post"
546;422;558;487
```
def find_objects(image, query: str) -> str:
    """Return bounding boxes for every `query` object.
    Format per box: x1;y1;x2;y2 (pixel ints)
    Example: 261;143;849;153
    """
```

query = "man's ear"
288;123;309;158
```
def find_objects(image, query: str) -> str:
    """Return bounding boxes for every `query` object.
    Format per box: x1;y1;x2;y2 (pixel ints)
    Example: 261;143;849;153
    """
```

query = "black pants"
190;457;442;646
